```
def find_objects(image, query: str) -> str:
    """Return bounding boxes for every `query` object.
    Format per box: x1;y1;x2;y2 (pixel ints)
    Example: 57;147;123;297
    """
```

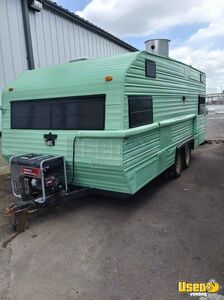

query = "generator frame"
10;154;68;204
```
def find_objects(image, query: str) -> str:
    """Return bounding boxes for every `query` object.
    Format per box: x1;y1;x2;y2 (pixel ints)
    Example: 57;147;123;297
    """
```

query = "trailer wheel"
183;145;191;169
169;151;183;178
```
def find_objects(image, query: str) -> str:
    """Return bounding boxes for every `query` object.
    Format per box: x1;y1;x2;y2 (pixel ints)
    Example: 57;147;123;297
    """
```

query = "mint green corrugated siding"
2;53;139;193
123;128;160;193
171;119;193;144
2;52;138;130
74;137;130;192
195;115;206;146
121;51;205;193
124;51;205;126
2;51;206;194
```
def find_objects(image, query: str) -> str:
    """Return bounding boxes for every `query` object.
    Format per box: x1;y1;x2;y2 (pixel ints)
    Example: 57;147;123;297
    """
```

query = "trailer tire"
169;151;183;178
183;145;191;169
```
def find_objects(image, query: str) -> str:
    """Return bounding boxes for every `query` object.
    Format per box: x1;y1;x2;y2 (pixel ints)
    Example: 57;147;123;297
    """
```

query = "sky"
56;0;224;93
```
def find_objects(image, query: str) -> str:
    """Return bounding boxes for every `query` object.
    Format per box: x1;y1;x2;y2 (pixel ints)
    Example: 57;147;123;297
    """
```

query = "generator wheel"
183;145;191;169
169;151;183;178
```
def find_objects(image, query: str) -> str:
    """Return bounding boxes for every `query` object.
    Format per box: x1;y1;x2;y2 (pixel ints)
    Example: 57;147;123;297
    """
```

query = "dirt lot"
0;142;224;300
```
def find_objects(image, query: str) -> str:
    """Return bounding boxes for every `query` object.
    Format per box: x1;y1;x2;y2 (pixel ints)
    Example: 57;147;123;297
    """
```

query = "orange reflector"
105;75;113;81
8;87;14;91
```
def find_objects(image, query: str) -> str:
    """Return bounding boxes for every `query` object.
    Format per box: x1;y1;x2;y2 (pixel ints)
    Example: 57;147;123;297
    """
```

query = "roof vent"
145;39;170;57
29;0;43;12
69;57;91;63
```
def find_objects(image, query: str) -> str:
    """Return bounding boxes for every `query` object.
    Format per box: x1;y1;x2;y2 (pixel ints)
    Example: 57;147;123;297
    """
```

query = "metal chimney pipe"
145;39;170;57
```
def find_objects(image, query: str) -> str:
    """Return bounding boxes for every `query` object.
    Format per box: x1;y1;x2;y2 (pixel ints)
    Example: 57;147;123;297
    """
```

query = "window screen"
198;96;205;115
128;96;153;128
145;60;156;78
11;95;105;130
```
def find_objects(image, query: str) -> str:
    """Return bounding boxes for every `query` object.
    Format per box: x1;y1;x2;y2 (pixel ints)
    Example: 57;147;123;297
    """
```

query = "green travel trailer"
1;47;206;204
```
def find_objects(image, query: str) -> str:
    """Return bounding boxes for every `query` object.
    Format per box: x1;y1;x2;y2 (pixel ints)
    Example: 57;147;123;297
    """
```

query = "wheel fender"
176;137;194;153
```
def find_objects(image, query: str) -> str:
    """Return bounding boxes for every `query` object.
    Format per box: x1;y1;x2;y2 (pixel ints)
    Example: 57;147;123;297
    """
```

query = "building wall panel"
0;0;27;91
29;6;129;69
0;0;28;129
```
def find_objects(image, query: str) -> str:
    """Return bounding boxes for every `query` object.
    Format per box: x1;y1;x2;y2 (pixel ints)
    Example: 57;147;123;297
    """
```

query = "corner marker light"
105;75;113;81
8;87;14;92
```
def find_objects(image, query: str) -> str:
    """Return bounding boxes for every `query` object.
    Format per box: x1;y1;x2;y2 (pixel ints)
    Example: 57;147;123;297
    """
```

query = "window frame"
128;95;153;128
145;59;156;78
10;94;106;130
198;95;206;115
200;73;205;83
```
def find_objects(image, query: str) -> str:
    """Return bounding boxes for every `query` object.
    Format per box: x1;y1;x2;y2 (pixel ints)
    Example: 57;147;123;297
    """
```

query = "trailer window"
198;96;205;114
145;60;156;78
200;73;205;83
11;101;51;129
128;96;153;128
11;95;105;130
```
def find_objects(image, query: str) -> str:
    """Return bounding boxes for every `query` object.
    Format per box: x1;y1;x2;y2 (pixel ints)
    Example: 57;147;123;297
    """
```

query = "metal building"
0;0;137;128
206;92;224;104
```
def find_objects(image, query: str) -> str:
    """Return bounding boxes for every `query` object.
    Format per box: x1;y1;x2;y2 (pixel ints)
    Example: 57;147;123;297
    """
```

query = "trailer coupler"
2;187;95;248
4;201;36;217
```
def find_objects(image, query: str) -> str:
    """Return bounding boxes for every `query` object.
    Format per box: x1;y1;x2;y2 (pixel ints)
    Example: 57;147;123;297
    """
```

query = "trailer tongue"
3;153;93;247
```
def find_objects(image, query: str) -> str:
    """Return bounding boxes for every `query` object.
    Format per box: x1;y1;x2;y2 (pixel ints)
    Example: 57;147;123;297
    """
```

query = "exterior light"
8;87;14;92
105;76;113;81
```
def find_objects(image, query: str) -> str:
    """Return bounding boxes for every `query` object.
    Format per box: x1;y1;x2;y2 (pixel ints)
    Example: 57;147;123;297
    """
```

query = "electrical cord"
69;136;77;189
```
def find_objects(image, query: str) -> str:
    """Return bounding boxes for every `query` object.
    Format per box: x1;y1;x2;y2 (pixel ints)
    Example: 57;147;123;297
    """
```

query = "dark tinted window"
11;101;51;129
200;73;205;83
11;95;105;130
198;96;205;114
145;60;156;78
128;96;153;128
51;99;105;130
